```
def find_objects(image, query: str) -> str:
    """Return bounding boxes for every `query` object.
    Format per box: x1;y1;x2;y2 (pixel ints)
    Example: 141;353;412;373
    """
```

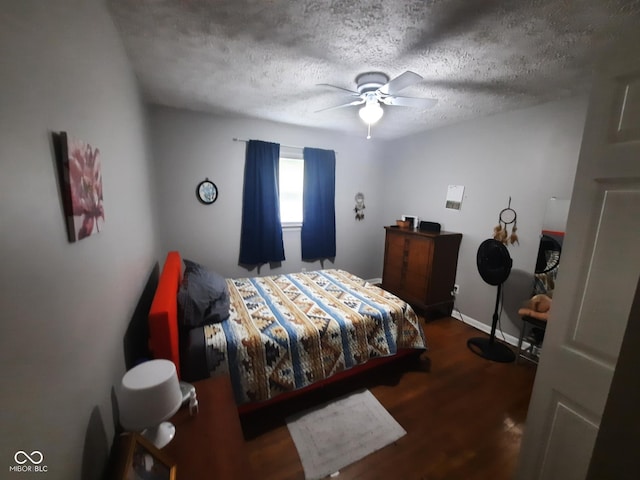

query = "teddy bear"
517;294;552;321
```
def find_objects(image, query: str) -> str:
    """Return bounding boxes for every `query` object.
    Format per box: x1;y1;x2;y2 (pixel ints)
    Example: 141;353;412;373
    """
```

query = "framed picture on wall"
446;185;465;210
52;131;105;242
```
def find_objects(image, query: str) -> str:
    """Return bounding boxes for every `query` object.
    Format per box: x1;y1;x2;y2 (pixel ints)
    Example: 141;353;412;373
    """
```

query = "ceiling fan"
317;71;438;138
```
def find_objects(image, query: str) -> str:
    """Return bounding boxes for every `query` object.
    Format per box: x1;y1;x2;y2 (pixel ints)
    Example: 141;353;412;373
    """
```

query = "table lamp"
118;359;183;448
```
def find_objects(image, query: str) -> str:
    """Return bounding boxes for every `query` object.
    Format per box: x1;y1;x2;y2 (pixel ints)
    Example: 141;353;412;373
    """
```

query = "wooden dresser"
382;226;462;317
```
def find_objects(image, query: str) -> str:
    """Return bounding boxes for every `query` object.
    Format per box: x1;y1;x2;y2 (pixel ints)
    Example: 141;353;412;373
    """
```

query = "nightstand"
163;375;253;479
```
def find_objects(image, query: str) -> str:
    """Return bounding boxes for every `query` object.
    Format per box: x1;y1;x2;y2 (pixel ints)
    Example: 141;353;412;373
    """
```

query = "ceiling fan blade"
316;83;360;95
315;98;365;113
378;71;423;95
381;95;438;108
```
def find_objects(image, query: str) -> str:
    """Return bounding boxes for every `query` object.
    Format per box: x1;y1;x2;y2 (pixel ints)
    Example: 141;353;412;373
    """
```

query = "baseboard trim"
366;277;382;285
450;310;531;350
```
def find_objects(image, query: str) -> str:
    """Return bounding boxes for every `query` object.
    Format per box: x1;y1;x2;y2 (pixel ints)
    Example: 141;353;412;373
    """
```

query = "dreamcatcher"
354;192;365;220
493;197;519;245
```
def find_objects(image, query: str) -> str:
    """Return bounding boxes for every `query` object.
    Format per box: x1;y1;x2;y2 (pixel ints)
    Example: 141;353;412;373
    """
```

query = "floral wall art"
53;132;104;242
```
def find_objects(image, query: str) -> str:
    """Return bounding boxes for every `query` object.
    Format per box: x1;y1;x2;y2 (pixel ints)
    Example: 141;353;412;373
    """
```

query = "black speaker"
419;221;441;233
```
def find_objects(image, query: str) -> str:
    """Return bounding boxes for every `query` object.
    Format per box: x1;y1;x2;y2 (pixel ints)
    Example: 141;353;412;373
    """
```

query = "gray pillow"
178;259;230;327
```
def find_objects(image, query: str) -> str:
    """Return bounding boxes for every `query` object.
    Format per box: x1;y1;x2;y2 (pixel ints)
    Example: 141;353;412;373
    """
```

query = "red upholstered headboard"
148;251;182;377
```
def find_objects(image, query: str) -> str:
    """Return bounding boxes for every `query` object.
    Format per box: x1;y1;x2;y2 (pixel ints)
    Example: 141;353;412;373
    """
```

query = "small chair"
516;294;551;364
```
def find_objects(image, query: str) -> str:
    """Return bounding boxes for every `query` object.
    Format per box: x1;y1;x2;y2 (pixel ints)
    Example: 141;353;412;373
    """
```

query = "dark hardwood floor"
241;317;538;480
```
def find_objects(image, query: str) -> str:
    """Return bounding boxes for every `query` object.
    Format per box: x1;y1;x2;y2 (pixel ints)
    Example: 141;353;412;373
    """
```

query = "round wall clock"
196;178;218;204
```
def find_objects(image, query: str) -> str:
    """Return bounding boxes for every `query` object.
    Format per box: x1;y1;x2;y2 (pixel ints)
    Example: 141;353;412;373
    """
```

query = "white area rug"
286;389;406;480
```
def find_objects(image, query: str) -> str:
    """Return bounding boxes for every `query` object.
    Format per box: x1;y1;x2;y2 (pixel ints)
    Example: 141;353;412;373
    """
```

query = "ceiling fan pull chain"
366;122;372;139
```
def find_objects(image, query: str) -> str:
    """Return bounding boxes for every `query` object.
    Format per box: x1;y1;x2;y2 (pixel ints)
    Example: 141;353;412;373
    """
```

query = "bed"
148;251;426;413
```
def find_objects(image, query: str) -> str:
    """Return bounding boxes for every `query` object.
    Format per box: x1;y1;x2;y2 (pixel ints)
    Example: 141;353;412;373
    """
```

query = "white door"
515;32;640;480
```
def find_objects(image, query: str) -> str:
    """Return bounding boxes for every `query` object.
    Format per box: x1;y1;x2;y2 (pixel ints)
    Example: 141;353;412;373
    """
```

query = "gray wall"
380;96;588;338
149;106;387;280
149;97;587;341
0;1;158;478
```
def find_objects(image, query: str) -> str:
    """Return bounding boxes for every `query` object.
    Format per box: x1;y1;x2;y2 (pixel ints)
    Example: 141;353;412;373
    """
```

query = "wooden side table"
164;376;253;479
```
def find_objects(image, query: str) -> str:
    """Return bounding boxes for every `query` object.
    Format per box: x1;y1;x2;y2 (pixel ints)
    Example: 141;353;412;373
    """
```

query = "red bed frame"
148;251;419;414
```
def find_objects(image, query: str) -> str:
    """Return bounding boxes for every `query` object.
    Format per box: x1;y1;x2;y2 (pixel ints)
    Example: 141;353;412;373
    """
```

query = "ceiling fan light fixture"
358;100;384;125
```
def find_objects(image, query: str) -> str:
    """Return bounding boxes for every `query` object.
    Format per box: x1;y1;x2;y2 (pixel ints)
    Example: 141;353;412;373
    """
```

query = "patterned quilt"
202;269;426;404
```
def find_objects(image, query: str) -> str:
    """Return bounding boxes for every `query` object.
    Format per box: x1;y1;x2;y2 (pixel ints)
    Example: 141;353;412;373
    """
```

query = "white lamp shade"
358;101;384;125
118;359;182;432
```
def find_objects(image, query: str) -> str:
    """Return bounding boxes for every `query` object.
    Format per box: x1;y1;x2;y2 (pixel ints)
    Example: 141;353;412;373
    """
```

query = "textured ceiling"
107;0;640;139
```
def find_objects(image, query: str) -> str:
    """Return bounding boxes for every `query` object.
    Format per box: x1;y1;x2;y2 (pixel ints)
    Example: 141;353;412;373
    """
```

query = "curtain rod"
232;137;337;153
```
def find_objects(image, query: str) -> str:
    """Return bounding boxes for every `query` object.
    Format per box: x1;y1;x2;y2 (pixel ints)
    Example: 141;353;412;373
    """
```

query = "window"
279;157;304;226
